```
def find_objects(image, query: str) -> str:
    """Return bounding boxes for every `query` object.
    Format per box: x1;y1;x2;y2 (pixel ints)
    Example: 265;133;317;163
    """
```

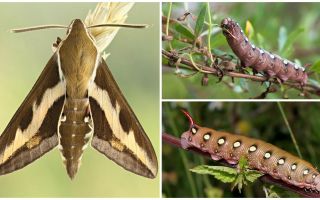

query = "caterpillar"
221;18;308;85
180;110;320;192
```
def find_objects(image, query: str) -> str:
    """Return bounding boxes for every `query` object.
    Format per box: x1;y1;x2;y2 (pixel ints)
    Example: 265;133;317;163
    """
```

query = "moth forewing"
0;54;65;175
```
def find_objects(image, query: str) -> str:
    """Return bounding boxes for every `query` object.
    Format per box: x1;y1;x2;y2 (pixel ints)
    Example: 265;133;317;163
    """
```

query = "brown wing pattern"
88;58;158;178
0;54;65;175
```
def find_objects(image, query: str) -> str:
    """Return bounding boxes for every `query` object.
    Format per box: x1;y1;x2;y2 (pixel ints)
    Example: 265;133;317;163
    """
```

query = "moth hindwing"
0;19;158;179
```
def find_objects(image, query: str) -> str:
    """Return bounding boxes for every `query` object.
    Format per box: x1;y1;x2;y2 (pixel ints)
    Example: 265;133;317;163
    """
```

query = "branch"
162;49;320;96
162;133;320;198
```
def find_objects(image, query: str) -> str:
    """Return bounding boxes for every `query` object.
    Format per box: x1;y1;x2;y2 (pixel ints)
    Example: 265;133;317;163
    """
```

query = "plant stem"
206;3;213;63
277;102;303;158
166;2;173;50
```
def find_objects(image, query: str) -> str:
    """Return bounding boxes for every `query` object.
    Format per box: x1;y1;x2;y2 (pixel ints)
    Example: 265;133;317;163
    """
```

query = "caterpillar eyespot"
180;111;320;192
221;17;308;85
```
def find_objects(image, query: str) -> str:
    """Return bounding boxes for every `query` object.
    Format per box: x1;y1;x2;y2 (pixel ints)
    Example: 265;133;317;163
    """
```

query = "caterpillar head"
180;110;214;152
221;17;243;41
315;174;320;192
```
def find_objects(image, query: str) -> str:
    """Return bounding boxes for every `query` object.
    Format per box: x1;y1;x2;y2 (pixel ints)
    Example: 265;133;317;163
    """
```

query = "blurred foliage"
162;2;320;99
162;102;320;197
0;3;159;197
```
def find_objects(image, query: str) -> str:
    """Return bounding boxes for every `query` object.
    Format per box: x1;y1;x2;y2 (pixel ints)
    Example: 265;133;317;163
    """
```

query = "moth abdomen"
181;111;320;192
221;17;308;85
58;98;92;179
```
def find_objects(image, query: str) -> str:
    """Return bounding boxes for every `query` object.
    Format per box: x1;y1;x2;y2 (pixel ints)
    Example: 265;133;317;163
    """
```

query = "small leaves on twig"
190;157;264;193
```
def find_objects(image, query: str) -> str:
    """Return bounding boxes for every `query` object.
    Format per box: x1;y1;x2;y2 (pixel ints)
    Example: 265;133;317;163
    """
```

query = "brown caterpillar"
180;111;320;192
221;18;308;85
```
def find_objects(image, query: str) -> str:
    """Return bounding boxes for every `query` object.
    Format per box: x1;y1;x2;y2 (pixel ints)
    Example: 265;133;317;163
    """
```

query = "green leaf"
278;26;287;53
194;4;207;38
256;33;265;48
190;165;237;183
245;170;264;182
238;156;248;170
172;23;195;40
280;27;304;57
310;60;320;74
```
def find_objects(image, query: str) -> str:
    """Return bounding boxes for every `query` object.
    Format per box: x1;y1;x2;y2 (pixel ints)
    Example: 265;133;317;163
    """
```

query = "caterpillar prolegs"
221;18;308;85
180;111;320;192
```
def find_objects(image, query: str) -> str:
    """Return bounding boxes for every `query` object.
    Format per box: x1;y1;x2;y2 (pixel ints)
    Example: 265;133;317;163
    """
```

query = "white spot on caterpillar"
304;169;310;175
251;44;256;49
240;29;243;33
72;134;76;138
233;141;241;148
264;152;271;159
72;121;76;124
244;37;249;42
291;164;297;170
313;174;317;179
269;54;275;59
259;49;264;54
203;133;210;141
191;127;197;134
73;107;78;111
278;158;285;165
249;145;257;152
299;66;306;72
294;64;299;70
218;138;225;145
71;146;75;149
283;60;288;65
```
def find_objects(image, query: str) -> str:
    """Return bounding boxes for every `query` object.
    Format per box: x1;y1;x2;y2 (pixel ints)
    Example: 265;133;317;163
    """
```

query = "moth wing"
0;53;65;175
88;59;158;178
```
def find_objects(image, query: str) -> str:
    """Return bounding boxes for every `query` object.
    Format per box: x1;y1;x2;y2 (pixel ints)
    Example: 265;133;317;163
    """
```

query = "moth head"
180;110;213;151
221;17;241;40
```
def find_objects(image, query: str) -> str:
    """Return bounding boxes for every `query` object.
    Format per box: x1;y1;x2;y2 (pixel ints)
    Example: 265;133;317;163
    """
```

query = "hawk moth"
221;18;308;85
180;110;320;192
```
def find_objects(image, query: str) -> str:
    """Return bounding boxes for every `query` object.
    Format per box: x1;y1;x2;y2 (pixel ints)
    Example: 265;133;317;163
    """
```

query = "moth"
0;19;158;179
221;18;308;85
180;110;320;192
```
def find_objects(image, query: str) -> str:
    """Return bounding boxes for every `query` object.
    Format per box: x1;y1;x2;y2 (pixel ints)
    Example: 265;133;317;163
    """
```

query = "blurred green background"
162;2;320;99
0;3;159;197
162;102;320;197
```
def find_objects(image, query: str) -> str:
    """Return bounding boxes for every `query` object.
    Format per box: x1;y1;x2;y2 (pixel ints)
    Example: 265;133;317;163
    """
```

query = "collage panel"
162;2;320;99
0;2;159;197
162;102;320;197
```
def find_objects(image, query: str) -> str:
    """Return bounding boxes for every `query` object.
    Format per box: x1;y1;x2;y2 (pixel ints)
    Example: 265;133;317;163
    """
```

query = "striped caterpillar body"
221;18;308;85
180;111;320;192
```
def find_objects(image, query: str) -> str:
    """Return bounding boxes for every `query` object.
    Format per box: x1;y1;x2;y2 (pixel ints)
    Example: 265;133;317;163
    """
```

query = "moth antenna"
87;23;149;29
11;25;69;33
181;110;196;127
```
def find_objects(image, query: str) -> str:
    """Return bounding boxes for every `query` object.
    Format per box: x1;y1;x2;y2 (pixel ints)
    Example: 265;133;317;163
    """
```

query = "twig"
162;133;320;198
162;49;320;96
